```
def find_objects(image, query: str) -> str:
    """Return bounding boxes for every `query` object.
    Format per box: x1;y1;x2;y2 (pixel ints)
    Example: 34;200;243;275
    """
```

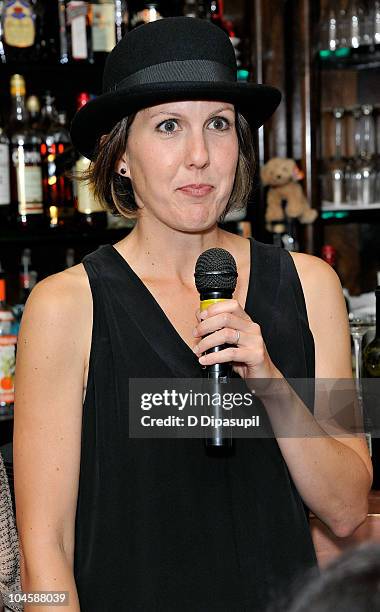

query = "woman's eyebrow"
149;106;235;119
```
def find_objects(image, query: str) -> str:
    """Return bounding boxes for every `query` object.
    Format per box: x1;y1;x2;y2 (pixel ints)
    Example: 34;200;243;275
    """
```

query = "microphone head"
194;248;238;292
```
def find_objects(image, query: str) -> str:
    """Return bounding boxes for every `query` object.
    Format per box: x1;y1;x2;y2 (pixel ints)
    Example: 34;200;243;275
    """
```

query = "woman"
0;450;22;612
13;17;372;612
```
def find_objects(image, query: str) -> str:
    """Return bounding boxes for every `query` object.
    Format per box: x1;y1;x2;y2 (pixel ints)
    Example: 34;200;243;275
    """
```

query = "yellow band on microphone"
200;298;226;312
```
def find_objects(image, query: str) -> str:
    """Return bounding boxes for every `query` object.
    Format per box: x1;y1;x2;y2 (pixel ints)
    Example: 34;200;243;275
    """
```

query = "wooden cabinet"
244;0;379;288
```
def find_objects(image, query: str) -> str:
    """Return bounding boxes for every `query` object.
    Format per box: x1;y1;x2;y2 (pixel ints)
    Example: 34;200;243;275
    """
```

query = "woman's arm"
281;253;373;536
13;266;92;611
193;254;372;538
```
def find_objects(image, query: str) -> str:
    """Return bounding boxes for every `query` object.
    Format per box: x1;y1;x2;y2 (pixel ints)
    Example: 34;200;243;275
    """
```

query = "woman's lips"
178;185;214;197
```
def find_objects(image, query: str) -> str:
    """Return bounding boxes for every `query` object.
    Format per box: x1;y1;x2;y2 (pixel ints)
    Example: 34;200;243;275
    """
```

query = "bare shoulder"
289;251;352;377
20;263;93;369
23;263;91;320
288;251;343;305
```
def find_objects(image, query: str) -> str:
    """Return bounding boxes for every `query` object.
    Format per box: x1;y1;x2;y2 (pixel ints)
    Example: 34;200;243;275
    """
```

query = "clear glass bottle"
358;104;376;206
12;248;38;335
0;117;11;227
74;92;107;230
323;107;346;205
375;1;380;46
347;0;365;48
90;0;118;60
320;0;345;55
58;0;69;63
40;96;76;229
66;0;93;63
7;75;45;230
336;0;352;53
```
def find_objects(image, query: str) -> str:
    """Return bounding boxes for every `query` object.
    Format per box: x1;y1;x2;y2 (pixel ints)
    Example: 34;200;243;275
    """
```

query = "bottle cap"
10;74;26;97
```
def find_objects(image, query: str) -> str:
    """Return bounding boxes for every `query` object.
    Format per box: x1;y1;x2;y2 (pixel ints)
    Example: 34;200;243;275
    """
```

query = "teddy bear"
260;157;318;232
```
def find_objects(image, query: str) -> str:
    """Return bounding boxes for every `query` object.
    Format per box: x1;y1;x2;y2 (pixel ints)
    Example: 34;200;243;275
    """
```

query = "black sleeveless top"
74;238;317;611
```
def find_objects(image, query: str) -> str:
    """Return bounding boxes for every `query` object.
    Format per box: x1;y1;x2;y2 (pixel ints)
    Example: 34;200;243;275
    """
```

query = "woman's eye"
156;119;179;134
156;116;231;135
209;116;230;130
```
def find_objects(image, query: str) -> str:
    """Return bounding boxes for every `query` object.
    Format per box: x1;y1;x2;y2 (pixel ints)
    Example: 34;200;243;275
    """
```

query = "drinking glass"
350;316;376;444
322;107;347;205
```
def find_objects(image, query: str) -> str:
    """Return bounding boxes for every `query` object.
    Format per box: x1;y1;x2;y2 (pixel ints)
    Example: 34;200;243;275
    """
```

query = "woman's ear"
115;157;130;178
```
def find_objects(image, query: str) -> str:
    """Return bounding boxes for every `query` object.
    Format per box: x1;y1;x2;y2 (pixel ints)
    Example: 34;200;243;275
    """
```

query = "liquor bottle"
0;0;40;62
90;0;117;60
19;248;33;304
115;0;129;42
66;0;93;63
74;92;107;230
208;0;234;37
65;247;75;268
0;265;17;414
37;0;60;64
207;1;242;71
363;287;380;489
8;75;45;230
58;0;69;63
183;0;198;18
40;95;75;228
129;3;162;29
26;95;42;131
12;248;38;334
0;117;11;226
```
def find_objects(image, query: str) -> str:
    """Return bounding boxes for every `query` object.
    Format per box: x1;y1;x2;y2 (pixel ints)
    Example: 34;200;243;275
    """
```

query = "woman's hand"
192;299;281;380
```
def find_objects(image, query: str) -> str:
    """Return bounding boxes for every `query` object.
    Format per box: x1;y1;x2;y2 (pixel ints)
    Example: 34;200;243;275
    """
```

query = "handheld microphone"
194;247;238;451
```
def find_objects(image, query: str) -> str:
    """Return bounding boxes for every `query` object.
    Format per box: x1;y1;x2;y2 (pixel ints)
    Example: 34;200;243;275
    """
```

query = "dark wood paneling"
249;0;287;161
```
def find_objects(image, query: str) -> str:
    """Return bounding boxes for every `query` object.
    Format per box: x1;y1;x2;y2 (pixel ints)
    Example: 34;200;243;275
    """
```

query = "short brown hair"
83;110;256;222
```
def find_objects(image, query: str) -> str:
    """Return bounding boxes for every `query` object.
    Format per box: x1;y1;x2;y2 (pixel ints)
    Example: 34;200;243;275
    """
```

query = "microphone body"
195;248;238;452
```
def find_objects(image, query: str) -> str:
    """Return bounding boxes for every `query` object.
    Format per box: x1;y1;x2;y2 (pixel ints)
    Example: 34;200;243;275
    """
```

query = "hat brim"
70;81;281;160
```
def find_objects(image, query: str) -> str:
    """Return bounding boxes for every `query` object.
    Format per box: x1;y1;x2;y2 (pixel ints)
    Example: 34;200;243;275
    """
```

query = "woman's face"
120;100;239;231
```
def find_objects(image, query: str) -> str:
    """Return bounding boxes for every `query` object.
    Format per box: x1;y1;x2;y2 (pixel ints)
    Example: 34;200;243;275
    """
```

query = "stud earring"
120;168;127;175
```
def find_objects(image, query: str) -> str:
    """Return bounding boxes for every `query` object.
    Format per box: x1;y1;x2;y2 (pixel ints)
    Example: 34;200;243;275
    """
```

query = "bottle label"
75;156;104;213
91;3;116;52
0;144;10;206
12;147;43;214
3;0;35;48
67;1;89;59
0;335;17;405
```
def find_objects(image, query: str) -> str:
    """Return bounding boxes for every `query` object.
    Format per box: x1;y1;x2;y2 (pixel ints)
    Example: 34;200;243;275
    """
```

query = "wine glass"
350;315;376;447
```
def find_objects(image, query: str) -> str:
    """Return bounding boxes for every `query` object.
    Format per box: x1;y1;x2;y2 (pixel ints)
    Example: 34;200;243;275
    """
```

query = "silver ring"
235;329;240;345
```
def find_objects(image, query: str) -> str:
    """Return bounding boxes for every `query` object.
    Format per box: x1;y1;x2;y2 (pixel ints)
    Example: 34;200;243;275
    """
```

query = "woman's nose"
184;131;210;168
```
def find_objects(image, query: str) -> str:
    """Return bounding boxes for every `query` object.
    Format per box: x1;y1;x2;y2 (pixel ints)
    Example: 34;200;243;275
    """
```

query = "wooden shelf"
318;47;380;71
322;202;380;212
0;226;131;246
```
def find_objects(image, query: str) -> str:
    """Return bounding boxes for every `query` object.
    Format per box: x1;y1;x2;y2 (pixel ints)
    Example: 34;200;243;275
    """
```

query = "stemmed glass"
350;315;376;448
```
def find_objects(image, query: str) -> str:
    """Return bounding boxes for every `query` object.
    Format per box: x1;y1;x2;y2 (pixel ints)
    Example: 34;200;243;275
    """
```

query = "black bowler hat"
70;16;281;160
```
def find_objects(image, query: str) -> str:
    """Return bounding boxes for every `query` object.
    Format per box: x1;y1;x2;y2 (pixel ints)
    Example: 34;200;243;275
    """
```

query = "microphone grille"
194;248;238;292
